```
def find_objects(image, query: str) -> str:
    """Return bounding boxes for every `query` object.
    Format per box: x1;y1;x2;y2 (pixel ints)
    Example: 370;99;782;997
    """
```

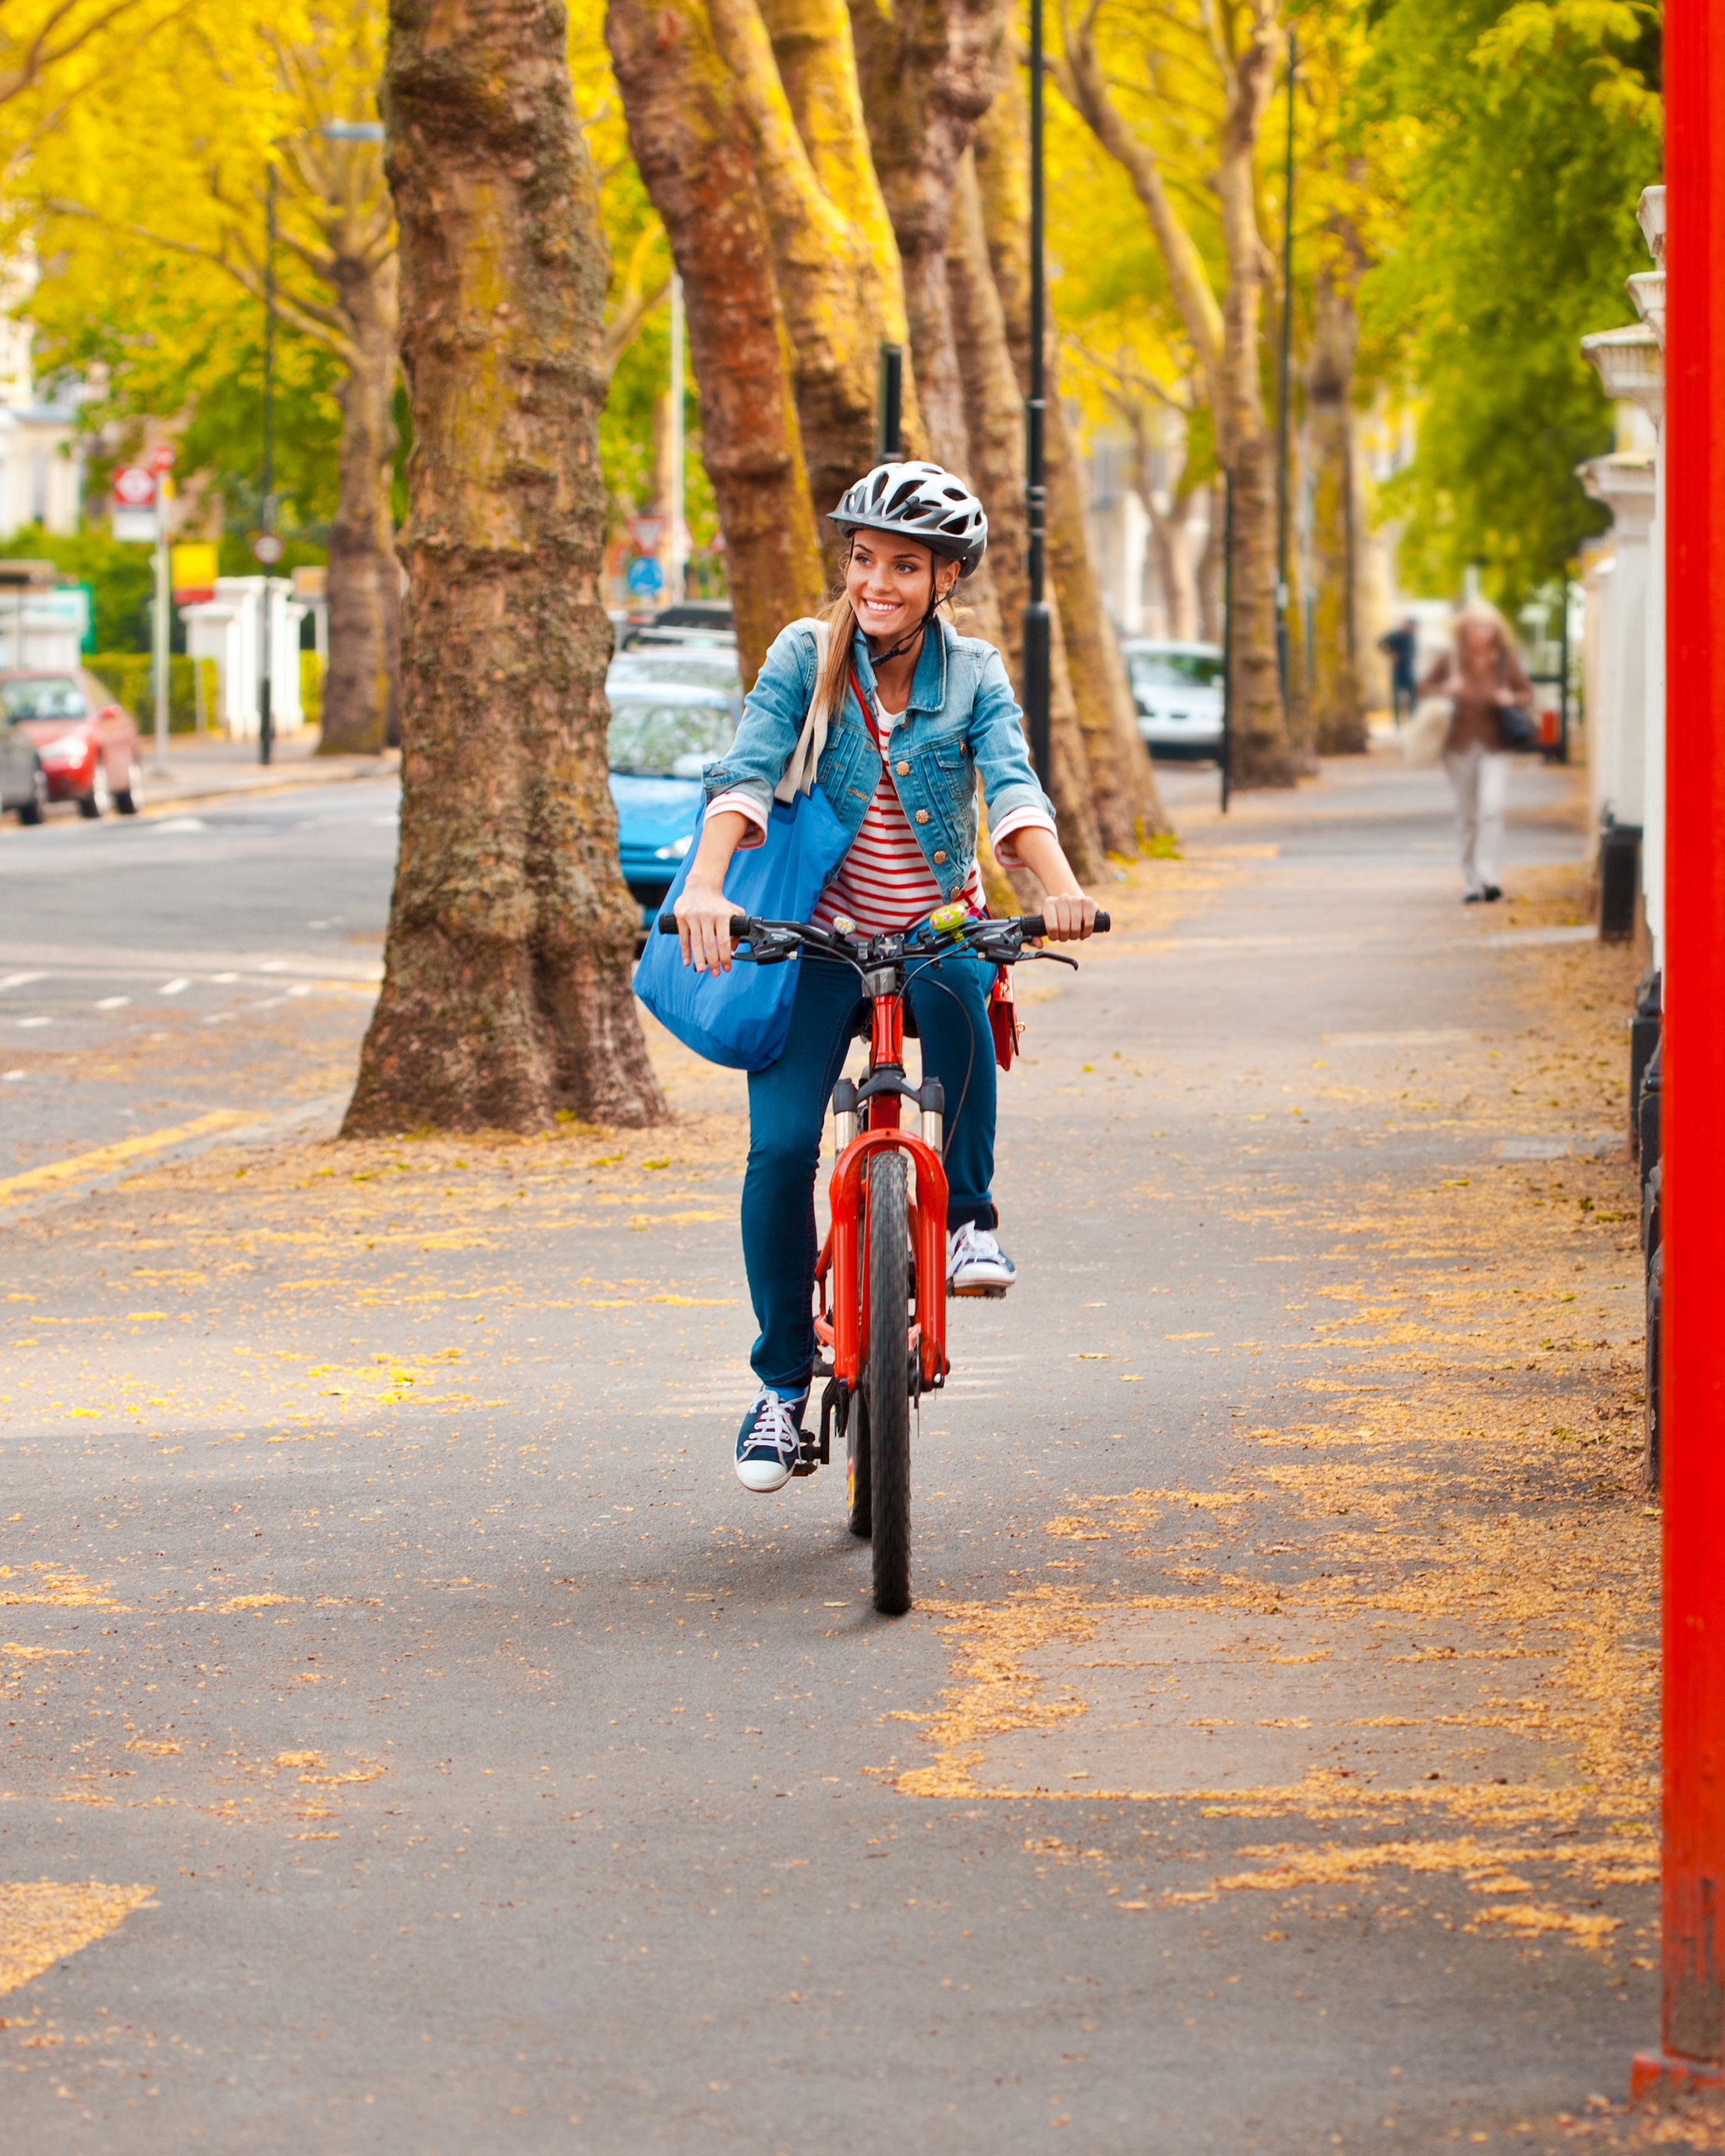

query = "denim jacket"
701;618;1054;901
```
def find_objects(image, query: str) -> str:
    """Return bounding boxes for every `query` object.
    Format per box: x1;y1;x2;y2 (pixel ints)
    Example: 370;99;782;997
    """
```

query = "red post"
1633;0;1725;2100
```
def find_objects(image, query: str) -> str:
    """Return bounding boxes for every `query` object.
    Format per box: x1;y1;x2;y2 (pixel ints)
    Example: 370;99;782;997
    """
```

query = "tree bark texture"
321;253;402;755
707;0;920;565
948;140;1102;881
1307;261;1367;754
345;0;667;1137
1196;486;1224;643
1213;7;1295;788
974;59;1165;851
846;0;1010;646
608;0;826;684
845;0;1002;474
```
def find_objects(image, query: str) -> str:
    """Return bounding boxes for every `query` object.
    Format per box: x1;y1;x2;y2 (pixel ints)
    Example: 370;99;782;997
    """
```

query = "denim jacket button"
932;848;947;865
914;808;930;824
895;759;909;776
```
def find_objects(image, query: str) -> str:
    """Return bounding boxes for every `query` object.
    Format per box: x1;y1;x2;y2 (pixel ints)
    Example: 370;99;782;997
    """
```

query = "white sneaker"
734;1387;807;1492
947;1220;1016;1294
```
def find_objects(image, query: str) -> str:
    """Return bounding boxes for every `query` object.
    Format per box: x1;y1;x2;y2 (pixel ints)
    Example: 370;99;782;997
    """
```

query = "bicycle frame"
815;976;948;1398
652;902;1109;1475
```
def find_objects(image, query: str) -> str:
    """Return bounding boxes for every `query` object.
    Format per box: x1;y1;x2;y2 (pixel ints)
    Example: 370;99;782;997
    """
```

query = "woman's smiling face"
845;531;959;646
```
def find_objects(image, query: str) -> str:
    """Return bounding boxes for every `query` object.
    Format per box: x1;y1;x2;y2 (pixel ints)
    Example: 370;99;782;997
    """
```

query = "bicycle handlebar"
655;910;1111;940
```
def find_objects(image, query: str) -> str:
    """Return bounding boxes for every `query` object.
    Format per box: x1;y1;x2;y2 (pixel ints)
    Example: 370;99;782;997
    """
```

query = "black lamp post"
1022;0;1051;784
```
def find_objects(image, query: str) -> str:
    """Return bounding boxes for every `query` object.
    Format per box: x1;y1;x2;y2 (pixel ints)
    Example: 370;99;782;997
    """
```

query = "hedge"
87;654;219;734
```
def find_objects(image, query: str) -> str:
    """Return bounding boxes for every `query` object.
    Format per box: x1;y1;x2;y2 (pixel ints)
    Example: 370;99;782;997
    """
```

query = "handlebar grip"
654;913;753;938
1012;911;1110;937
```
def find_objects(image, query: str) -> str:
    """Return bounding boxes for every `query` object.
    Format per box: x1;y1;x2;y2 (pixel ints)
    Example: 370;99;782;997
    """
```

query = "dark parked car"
0;711;46;823
607;679;739;924
1;669;143;816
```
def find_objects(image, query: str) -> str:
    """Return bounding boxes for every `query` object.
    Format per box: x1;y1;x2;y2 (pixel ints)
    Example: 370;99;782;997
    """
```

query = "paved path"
0;749;1664;2151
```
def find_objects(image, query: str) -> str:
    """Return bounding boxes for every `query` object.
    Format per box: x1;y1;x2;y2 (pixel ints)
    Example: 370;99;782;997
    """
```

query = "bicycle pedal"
951;1282;1009;1299
791;1459;817;1477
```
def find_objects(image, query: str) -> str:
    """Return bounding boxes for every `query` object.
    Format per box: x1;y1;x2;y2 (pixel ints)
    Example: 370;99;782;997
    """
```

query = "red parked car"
0;669;143;817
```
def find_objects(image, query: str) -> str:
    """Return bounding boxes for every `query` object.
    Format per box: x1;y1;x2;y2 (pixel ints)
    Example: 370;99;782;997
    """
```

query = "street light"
1023;0;1050;784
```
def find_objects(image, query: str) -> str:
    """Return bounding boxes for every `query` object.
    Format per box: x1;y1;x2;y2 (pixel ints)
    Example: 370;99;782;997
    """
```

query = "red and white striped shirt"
707;689;1053;936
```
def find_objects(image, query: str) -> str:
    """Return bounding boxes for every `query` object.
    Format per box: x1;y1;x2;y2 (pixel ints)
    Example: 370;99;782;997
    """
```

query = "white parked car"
1122;639;1225;759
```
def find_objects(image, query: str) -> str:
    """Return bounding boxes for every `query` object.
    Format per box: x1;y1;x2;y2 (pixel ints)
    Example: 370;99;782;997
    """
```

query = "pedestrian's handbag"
1401;696;1451;769
632;620;852;1072
1495;650;1540;751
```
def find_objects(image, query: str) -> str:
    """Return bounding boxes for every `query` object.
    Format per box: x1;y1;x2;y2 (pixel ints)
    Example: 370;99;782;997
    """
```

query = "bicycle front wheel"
866;1149;912;1615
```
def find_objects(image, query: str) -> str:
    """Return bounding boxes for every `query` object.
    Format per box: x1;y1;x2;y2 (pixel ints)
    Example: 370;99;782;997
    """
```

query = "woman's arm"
1416;650;1451;696
1010;826;1099;941
671;812;753;974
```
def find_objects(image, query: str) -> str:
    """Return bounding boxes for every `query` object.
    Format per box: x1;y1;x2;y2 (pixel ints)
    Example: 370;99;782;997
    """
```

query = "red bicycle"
659;903;1110;1613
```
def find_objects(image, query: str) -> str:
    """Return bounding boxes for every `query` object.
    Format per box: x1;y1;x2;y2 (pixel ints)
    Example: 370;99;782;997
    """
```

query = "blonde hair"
809;540;961;729
1451;597;1514;655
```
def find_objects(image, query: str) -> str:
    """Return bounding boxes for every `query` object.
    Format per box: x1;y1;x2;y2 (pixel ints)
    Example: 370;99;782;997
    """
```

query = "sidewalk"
0;743;1684;2152
134;728;398;812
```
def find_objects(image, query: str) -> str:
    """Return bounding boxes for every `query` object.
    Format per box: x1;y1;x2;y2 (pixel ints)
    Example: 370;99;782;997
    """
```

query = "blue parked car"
607;678;740;926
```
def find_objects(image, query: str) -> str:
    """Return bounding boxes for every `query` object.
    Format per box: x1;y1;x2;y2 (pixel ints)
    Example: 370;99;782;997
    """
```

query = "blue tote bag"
633;625;852;1071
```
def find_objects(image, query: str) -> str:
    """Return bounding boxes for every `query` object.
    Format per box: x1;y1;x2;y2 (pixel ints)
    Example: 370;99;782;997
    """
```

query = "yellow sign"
170;543;218;597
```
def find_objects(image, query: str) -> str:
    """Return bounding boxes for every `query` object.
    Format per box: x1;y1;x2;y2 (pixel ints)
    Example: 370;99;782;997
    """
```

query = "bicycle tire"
866;1150;912;1615
846;1388;871;1539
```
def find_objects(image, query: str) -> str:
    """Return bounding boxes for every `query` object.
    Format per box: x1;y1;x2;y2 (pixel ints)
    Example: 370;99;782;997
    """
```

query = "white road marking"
16;1016;50;1028
287;983;313;998
94;995;129;1010
2;1069;22;1081
159;978;190;995
211;972;239;982
0;972;47;992
151;817;207;833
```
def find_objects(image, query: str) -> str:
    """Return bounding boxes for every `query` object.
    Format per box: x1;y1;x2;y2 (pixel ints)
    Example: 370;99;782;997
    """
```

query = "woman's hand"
673;875;739;974
1038;889;1099;941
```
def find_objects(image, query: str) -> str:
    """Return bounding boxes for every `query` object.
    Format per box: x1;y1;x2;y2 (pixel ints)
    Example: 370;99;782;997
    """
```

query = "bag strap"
774;618;831;804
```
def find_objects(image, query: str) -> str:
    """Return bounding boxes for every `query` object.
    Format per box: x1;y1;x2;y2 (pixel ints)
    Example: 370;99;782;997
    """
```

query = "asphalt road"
0;749;1659;2153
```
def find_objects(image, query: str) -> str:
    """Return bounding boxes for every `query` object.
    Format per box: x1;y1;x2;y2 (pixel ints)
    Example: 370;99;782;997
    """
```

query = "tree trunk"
1213;19;1295;790
1149;487;1199;643
608;0;826;684
345;0;666;1137
1058;0;1291;788
320;256;402;756
1195;485;1224;643
973;59;1164;851
845;0;1007;646
708;0;920;569
1308;261;1367;754
949;140;1103;882
1045;378;1168;848
845;0;1001;476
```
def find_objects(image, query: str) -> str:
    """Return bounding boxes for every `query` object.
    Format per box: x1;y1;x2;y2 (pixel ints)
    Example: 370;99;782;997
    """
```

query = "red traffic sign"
252;533;285;565
146;444;175;474
112;466;156;507
629;513;666;551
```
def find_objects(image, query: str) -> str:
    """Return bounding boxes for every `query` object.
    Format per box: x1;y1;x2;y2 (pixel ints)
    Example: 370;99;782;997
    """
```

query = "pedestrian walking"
1420;599;1535;904
1377;616;1419;724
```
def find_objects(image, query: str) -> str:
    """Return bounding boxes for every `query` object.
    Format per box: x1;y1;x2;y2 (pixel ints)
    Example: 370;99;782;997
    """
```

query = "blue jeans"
742;951;997;1396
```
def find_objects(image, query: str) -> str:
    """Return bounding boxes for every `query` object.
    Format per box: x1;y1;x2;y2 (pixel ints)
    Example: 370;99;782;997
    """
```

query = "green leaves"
1358;0;1662;606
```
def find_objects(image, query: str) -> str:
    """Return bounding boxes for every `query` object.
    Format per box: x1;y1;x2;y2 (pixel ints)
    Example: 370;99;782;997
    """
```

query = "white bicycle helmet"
828;461;989;579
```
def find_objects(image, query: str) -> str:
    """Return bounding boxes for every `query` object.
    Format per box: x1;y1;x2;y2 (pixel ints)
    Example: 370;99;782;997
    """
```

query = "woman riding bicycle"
671;462;1099;1493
